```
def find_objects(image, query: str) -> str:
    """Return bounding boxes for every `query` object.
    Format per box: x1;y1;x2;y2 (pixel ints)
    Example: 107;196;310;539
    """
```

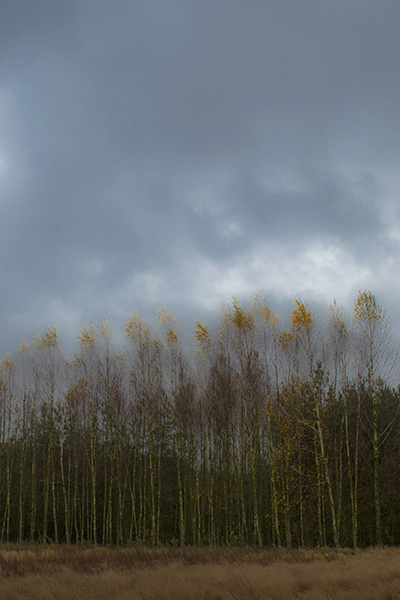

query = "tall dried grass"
0;544;399;599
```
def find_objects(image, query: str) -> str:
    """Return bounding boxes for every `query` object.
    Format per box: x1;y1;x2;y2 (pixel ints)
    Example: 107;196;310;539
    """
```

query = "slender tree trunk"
267;408;281;547
314;399;339;547
89;399;97;545
372;391;382;545
60;438;70;544
18;438;26;542
30;434;37;542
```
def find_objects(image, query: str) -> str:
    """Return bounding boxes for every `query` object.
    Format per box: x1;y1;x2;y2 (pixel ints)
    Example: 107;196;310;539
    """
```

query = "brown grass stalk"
0;544;399;599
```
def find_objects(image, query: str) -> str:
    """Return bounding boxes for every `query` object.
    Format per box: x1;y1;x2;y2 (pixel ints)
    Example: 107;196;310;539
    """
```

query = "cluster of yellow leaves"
125;313;152;345
166;328;178;344
193;321;210;348
115;353;126;366
279;330;295;350
219;296;255;331
290;299;315;334
253;295;280;328
354;290;384;323
17;340;30;354
223;297;255;330
0;354;14;377
156;308;181;346
38;326;60;350
77;325;98;351
97;317;112;339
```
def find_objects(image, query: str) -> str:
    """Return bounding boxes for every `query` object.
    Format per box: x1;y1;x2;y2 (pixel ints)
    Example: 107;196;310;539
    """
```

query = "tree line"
0;291;399;547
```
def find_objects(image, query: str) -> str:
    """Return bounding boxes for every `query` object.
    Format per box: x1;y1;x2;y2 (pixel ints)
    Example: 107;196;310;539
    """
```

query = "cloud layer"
1;0;400;352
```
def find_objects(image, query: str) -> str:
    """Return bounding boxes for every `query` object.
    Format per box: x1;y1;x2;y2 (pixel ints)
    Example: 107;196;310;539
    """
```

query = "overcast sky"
1;0;400;354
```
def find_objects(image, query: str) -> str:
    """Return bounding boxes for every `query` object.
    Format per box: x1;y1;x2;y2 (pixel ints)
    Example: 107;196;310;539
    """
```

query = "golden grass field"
0;544;400;599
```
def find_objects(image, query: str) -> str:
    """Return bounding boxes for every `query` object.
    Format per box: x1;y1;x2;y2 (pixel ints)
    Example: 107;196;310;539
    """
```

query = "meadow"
0;544;399;600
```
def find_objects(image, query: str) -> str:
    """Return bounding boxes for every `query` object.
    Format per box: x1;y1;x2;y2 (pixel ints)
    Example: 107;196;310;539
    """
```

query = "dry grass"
0;544;399;599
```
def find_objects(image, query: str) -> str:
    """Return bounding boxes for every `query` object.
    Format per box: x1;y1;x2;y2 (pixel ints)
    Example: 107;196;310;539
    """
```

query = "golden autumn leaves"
2;290;392;382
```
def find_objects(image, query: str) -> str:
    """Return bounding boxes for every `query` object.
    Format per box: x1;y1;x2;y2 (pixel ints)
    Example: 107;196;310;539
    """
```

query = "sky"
1;0;400;355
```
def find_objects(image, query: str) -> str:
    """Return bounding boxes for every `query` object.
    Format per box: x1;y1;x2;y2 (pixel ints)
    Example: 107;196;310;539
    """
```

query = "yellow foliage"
354;290;383;323
125;313;151;344
98;317;112;339
17;340;30;354
251;295;280;328
38;326;60;350
77;325;98;350
290;299;315;334
156;308;181;328
279;330;294;350
115;353;126;365
31;333;42;354
0;354;14;375
156;308;181;345
166;328;178;344
221;297;255;330
193;321;210;347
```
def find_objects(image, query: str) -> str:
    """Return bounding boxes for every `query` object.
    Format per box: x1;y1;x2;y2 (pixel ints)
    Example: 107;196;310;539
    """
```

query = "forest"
0;290;399;548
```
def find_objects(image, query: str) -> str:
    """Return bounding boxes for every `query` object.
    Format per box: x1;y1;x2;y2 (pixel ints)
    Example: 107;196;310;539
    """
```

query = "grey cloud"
201;171;382;255
1;0;400;354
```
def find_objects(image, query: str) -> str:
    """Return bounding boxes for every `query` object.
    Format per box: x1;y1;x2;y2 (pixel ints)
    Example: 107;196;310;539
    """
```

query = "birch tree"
353;291;399;545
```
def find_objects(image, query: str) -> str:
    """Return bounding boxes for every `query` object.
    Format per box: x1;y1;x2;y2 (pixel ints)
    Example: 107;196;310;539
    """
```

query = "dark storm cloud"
1;0;400;352
0;0;80;52
222;170;381;248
